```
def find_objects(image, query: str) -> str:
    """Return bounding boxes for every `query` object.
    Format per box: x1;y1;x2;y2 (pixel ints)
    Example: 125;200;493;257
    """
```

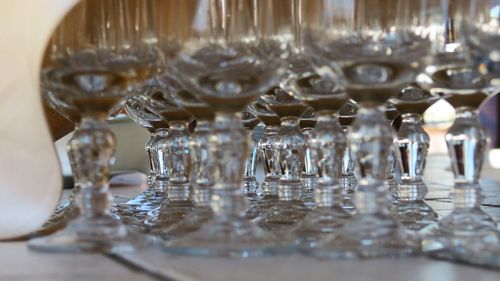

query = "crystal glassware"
256;88;310;235
113;94;169;226
29;0;158;253
161;0;291;257
299;107;319;207
160;90;216;239
242;110;262;197
389;84;439;230
419;0;500;261
385;102;402;194
143;78;195;238
302;0;434;258
245;101;282;220
281;47;352;247
338;100;359;193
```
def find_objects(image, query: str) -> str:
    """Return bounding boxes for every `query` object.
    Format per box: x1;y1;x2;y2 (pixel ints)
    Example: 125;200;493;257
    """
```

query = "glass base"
35;200;80;236
160;207;214;241
112;190;165;229
292;206;351;249
144;199;194;236
391;201;438;231
245;194;279;220
162;216;291;257
341;174;357;192
28;214;149;253
421;208;499;254
306;213;420;259
256;200;309;236
341;190;356;214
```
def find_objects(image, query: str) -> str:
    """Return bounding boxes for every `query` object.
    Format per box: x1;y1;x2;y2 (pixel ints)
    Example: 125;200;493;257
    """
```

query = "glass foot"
28;215;149;253
245;194;279;220
306;213;420;258
144;200;194;236
391;201;438;231
162;216;291;257
421;208;499;254
35;200;80;236
256;200;309;236
292;206;351;249
159;207;213;241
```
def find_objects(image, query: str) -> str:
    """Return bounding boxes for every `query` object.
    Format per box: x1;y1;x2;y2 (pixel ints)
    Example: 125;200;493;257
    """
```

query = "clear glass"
256;89;310;234
418;0;500;263
245;101;282;220
29;0;157;253
338;100;359;193
161;0;291;257
302;0;431;258
389;85;439;230
113;95;169;227
143;86;195;238
242;111;261;197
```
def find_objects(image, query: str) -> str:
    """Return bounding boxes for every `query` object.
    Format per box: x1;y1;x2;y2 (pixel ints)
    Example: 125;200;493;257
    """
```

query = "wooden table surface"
2;154;500;281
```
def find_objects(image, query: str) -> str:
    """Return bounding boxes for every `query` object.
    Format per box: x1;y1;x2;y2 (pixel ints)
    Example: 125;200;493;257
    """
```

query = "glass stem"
190;120;214;206
341;126;357;191
350;108;394;214
154;128;169;192
446;107;486;210
166;121;191;200
302;127;317;178
278;117;305;185
145;132;158;188
395;113;429;202
260;125;281;196
69;116;115;218
209;112;248;219
242;130;259;196
308;112;346;208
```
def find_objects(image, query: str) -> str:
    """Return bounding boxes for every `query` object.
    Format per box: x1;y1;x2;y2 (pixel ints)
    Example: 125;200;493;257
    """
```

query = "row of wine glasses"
31;0;499;264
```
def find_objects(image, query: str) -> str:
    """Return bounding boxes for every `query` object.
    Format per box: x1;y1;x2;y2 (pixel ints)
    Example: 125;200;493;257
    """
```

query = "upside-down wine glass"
161;0;291;256
389;84;439;230
29;0;158;252
421;0;500;263
303;0;434;258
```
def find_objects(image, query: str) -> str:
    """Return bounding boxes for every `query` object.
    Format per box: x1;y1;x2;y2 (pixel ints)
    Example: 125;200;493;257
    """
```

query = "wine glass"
256;88;310;235
242;110;262;197
385;102;402;195
338;100;359;193
113;94;169;226
244;100;282;220
389;84;439;230
159;0;292;257
143;78;195;238
299;107;319;207
302;0;434;258
420;0;500;261
160;88;216;240
278;12;352;244
29;0;158;253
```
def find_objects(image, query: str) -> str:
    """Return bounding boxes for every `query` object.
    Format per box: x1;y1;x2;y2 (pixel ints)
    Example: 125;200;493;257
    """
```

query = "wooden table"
2;155;500;281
